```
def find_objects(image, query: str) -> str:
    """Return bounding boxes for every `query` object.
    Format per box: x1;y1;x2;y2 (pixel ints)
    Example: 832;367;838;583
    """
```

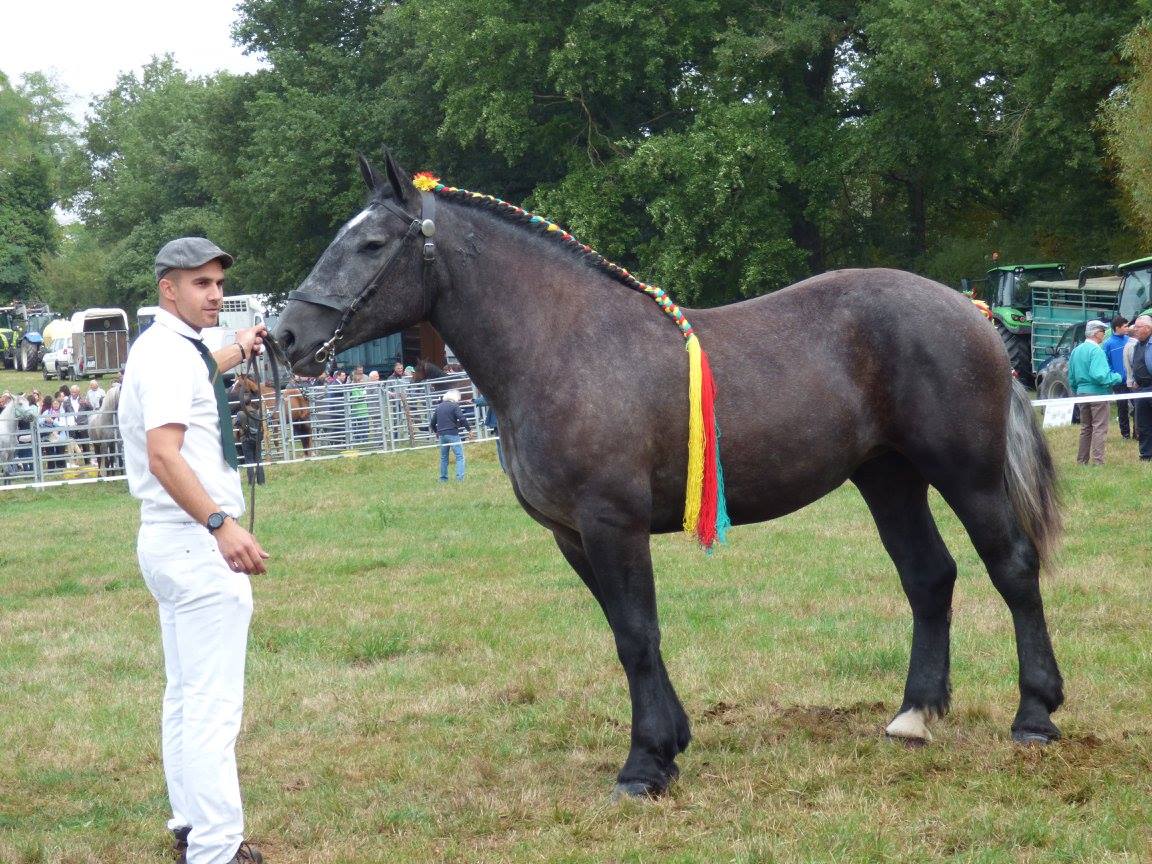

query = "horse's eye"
359;239;388;253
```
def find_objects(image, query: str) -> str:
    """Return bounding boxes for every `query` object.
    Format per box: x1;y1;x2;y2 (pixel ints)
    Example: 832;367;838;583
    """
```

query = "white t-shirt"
120;308;244;523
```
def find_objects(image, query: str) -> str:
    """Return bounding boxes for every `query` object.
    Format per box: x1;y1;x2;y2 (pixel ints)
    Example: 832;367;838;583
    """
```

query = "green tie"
184;336;239;470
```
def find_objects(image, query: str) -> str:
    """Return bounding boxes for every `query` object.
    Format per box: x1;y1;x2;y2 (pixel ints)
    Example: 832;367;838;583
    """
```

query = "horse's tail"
1003;379;1062;570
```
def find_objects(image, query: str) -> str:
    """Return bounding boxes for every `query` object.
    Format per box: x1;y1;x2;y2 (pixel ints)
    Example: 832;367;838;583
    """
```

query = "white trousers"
138;522;254;864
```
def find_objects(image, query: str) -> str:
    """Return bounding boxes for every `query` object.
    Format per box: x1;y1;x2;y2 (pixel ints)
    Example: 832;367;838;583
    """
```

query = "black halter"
287;191;438;366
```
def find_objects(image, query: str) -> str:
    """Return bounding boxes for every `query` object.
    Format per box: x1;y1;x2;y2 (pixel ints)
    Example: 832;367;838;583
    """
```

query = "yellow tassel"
683;333;704;534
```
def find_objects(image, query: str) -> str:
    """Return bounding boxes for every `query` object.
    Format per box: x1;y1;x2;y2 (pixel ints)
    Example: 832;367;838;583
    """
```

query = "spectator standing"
1103;315;1134;440
349;369;370;444
384;364;414;443
88;377;106;410
118;237;268;864
1069;319;1122;466
1124;314;1152;461
430;388;471;481
61;384;92;461
39;393;67;470
476;391;505;472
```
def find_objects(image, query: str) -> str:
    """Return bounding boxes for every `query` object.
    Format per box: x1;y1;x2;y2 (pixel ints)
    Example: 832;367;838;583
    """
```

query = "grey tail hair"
1003;379;1063;570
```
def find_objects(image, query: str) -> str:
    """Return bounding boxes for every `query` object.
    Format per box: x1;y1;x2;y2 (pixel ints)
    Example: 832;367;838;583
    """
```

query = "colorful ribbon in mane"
412;171;730;550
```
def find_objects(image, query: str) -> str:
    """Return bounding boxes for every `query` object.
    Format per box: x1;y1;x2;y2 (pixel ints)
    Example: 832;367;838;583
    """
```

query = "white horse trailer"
68;308;130;379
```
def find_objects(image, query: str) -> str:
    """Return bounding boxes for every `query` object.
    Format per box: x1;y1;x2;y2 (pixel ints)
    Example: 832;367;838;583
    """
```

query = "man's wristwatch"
206;512;230;533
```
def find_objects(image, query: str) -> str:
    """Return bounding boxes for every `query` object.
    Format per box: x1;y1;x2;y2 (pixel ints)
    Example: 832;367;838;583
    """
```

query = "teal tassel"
713;421;731;546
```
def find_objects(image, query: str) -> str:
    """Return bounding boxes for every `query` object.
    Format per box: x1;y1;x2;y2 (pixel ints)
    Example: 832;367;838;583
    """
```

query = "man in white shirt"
87;377;106;410
119;237;269;864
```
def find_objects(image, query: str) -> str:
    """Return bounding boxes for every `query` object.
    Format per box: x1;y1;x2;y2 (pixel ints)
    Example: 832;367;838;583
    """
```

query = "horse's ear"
383;147;415;204
357;153;381;192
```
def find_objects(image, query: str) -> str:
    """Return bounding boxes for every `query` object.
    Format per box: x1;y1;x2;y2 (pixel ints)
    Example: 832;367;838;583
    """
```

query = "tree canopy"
5;2;1152;314
0;71;75;300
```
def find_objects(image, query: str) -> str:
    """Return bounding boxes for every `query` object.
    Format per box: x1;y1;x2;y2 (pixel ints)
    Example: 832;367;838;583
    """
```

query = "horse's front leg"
573;515;690;797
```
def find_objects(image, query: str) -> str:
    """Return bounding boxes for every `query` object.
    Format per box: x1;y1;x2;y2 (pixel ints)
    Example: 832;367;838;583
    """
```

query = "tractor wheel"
17;339;38;372
1040;375;1070;401
996;321;1034;388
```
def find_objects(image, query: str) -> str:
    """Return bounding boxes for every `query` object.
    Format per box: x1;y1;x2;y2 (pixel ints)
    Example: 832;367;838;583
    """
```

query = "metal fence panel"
1;373;496;490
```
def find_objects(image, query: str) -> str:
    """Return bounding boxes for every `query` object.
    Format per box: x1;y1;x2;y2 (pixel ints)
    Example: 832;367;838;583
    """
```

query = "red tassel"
697;349;720;548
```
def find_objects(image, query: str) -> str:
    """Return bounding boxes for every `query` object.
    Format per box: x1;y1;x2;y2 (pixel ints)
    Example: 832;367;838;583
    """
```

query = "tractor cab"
986;264;1066;314
0;306;20;332
962;264;1066;328
1116;256;1152;322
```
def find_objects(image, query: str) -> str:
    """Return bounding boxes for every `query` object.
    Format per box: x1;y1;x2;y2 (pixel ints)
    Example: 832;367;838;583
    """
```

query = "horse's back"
685;268;1011;524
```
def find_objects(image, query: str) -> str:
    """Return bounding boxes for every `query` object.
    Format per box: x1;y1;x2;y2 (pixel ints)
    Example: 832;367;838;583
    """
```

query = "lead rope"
241;333;288;533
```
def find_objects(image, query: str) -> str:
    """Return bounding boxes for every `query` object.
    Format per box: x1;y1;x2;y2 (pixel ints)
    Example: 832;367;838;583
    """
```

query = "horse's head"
409;359;444;383
275;150;438;375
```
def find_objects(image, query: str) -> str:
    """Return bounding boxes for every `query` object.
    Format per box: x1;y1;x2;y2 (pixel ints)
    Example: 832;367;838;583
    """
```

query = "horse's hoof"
1012;730;1057;746
884;708;934;745
611;781;660;801
886;733;929;749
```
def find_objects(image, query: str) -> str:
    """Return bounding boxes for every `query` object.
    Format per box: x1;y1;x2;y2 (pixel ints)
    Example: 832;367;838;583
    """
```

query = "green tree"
0;71;74;299
1105;20;1152;248
34;223;111;312
70;57;247;306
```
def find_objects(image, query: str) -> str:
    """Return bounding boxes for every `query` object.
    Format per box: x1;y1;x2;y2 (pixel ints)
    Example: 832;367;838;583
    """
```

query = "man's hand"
215;518;270;575
236;324;268;360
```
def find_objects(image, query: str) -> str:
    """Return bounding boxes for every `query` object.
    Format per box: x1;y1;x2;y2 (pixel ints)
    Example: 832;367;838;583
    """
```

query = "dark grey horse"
274;152;1064;797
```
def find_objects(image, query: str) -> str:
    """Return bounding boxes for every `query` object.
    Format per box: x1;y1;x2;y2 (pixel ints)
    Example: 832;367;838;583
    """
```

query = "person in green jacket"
349;367;370;444
1068;319;1122;465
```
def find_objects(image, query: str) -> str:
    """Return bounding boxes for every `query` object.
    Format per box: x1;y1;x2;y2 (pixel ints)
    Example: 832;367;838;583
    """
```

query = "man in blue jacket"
1102;314;1133;439
429;389;471;481
1068;319;1122;465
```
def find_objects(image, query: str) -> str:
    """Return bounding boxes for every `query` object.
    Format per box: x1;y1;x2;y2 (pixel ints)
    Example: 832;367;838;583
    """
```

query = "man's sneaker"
228;841;265;863
171;826;190;863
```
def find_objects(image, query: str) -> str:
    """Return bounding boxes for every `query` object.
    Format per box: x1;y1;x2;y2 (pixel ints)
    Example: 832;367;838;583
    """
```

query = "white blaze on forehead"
335;205;374;240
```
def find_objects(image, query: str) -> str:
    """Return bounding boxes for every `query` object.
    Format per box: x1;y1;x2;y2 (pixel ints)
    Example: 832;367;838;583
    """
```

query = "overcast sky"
1;0;266;123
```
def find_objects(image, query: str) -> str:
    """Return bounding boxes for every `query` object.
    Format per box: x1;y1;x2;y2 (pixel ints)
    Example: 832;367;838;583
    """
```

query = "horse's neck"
429;208;650;404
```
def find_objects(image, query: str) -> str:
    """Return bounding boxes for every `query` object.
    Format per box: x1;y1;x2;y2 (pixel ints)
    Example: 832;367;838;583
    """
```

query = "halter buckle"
314;329;342;364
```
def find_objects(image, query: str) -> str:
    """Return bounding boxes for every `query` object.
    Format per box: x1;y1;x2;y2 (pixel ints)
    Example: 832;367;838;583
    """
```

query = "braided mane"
408;173;696;340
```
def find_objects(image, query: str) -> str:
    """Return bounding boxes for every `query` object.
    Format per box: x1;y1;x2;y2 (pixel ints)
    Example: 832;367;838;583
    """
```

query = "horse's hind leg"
852;454;956;744
939;483;1063;743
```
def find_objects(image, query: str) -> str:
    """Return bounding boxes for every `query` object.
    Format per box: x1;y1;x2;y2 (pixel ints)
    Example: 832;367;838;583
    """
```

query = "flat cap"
154;237;234;282
1084;319;1108;335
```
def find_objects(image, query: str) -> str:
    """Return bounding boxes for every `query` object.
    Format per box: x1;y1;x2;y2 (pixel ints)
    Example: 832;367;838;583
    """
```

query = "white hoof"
885;707;935;742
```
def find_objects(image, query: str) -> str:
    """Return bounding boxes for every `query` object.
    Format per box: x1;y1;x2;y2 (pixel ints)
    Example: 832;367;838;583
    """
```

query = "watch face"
207;513;225;531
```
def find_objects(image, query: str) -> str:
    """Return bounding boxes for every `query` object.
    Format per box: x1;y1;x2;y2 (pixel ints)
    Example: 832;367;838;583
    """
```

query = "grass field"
1;419;1150;862
0;369;62;395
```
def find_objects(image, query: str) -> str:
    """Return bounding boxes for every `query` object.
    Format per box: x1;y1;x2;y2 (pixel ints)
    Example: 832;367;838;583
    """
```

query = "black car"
1034;321;1087;400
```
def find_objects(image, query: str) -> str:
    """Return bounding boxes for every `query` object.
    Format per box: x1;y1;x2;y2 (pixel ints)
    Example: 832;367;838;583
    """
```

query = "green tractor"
960;263;1067;386
0;302;54;371
1115;255;1152;322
